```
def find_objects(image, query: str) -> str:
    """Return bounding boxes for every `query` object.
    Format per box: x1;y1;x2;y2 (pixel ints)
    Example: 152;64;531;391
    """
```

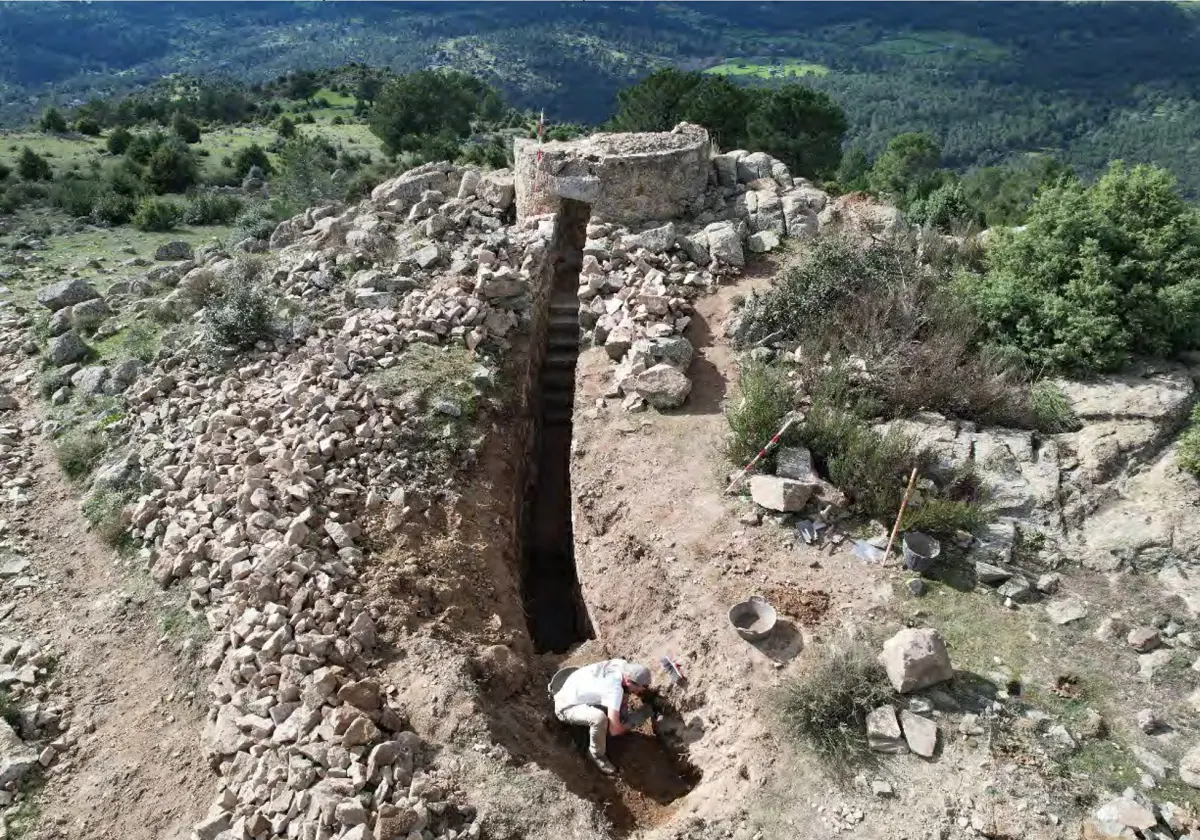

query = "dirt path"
564;270;901;834
1;377;209;839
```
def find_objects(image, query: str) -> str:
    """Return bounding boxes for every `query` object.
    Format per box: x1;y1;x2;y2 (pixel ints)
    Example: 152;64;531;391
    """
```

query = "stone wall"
514;123;711;224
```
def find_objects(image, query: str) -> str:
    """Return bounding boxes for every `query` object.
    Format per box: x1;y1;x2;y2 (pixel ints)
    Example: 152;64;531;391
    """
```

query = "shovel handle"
883;467;919;562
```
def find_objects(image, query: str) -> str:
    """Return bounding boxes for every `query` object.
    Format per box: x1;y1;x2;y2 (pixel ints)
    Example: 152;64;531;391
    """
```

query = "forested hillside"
2;2;1200;190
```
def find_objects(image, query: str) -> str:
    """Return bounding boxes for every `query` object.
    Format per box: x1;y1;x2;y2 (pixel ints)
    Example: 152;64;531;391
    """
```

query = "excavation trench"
506;198;700;836
519;197;595;654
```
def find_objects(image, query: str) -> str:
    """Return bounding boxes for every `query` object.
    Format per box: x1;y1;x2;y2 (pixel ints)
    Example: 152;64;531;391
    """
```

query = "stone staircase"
541;292;580;427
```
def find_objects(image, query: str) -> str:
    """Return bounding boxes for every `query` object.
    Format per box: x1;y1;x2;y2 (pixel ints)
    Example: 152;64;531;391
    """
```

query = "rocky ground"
0;130;1199;840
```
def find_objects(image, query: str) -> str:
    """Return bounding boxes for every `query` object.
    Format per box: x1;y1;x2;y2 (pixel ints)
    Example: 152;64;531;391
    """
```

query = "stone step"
544;350;577;368
547;332;579;350
549;313;579;329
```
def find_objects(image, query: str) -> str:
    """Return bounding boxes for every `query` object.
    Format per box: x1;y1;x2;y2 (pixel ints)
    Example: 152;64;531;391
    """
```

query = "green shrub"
232;142;273;176
723;362;795;469
145;138;200;194
54;429;106;479
39;107;67;133
777;638;893;769
132;197;181;232
971;161;1200;375
49;177;101;217
82;489;131;547
171;112;201;143
183;192;243;225
106;127;134;155
1030;380;1081;433
206;267;277;350
231;203;279;242
75;117;102;136
17;147;52;181
91;191;137;225
0;161;9;182
1179;405;1200;478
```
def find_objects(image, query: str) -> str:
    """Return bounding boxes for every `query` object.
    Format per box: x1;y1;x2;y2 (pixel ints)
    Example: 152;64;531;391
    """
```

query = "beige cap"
620;661;652;687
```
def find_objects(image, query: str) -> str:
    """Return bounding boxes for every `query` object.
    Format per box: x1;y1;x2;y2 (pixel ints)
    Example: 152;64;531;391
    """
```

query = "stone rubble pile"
72;164;554;840
574;152;832;411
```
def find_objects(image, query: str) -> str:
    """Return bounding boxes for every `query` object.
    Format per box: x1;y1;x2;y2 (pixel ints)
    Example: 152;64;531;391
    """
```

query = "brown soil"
764;585;832;626
1;387;209;840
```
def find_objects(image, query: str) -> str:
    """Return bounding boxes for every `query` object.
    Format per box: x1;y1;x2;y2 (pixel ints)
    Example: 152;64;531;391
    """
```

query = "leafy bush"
971;161;1200;375
183;192;243;225
132;197;182;232
171;112;201;143
723;362;795;469
39;107;67;133
17;147;52;181
54;429;106;479
907;180;979;232
0;161;9;182
232;142;273;176
106;127;133;155
777;638;893;769
272;134;339;216
369;68;504;159
741;236;1049;431
49;177;101;217
145;138;200;194
1179;404;1200;478
206;264;277;350
276;115;296;138
75;117;102;136
231;203;279;242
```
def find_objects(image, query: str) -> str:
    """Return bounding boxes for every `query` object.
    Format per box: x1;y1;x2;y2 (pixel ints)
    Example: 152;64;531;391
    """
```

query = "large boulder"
736;151;775;183
633;364;691;409
36;278;100;312
70;297;112;333
71;365;110;396
47;330;91;367
478;171;516;211
749;476;812;512
625;223;677;254
782;195;820;241
880;628;953;693
706;223;744;267
154;240;194;261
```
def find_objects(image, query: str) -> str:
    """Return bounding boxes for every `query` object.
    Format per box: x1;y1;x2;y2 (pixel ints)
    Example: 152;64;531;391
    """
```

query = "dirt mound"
765;585;831;626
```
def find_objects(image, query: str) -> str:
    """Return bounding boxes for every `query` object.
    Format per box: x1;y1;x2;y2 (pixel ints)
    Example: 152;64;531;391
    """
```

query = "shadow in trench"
519;197;595;654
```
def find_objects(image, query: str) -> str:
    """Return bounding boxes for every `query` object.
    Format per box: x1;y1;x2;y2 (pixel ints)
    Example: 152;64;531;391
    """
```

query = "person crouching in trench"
553;659;652;776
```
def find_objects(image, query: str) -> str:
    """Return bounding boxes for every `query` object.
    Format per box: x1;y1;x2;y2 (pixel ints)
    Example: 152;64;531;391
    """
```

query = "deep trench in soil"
520;198;595;654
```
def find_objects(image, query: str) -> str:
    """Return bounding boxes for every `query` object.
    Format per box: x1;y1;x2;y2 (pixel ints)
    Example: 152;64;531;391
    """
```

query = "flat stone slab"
1046;597;1088;625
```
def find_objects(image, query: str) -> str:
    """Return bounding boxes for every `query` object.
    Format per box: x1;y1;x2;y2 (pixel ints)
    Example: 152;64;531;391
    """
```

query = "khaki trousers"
557;704;608;758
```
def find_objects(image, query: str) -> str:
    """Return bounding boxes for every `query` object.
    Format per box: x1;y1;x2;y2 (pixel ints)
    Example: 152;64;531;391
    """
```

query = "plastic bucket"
902;531;941;573
728;595;777;642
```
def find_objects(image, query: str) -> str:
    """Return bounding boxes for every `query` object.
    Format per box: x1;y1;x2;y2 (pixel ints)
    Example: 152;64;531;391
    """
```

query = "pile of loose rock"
88;164;549;840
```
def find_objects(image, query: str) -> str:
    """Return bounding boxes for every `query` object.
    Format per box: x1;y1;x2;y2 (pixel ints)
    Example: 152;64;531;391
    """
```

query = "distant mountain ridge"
3;2;1200;191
